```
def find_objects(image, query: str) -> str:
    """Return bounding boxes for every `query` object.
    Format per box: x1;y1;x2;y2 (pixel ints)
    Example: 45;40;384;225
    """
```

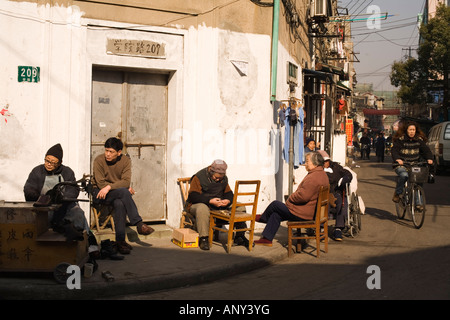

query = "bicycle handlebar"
400;161;430;167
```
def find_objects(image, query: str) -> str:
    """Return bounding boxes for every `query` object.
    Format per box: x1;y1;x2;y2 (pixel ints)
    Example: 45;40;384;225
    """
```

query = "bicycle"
395;161;429;229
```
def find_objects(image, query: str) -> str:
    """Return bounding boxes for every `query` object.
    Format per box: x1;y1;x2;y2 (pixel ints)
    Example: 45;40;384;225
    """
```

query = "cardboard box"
172;228;199;248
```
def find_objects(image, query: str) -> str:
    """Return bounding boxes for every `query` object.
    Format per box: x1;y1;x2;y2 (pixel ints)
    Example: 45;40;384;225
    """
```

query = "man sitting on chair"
318;150;353;241
92;137;154;254
24;144;89;239
186;159;251;251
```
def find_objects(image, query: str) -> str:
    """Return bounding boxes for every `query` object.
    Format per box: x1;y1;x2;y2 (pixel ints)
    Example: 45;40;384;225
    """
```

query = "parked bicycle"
395;161;430;229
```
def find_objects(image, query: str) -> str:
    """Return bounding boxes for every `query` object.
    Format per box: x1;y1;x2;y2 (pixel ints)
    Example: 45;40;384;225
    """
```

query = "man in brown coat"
254;151;329;246
92;137;154;254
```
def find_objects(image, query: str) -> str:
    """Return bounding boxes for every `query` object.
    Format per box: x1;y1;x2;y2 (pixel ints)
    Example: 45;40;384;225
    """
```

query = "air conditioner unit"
311;0;327;18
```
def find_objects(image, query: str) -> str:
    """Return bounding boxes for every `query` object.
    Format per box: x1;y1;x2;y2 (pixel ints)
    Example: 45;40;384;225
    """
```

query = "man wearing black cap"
24;143;90;239
186;159;250;250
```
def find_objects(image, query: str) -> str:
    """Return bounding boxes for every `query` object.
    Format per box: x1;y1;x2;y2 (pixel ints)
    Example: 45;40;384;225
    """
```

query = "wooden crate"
0;202;88;272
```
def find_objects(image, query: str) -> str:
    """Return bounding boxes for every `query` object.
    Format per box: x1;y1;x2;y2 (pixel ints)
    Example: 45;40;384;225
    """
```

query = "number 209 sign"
18;66;40;83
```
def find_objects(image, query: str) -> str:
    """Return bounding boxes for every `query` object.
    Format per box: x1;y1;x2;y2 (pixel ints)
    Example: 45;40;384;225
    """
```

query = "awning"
363;109;400;115
303;68;334;82
337;81;351;92
315;63;345;77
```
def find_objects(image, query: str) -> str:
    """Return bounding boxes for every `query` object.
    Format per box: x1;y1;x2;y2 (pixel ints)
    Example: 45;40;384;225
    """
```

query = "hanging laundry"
274;100;286;127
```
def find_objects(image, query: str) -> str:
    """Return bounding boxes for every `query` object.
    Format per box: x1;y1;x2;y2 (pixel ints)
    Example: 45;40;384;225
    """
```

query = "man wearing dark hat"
24;143;90;240
186;159;250;250
304;137;317;154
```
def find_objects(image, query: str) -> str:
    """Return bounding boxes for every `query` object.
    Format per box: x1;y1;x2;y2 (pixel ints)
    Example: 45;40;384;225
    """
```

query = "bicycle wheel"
351;192;362;231
411;184;426;229
395;188;407;219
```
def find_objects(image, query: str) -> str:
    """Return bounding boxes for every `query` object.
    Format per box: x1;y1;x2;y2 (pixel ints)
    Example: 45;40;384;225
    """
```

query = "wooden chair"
90;202;115;233
177;177;195;229
287;185;330;258
208;180;261;253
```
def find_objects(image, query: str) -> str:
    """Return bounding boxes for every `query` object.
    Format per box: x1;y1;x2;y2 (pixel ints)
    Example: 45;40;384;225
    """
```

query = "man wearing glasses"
186;159;250;250
23;143;90;240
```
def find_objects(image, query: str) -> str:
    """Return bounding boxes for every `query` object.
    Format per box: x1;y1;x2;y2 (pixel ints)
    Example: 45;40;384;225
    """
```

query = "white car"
427;121;450;174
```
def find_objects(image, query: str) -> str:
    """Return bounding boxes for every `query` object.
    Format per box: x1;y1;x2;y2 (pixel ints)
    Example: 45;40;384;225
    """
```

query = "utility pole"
402;47;413;59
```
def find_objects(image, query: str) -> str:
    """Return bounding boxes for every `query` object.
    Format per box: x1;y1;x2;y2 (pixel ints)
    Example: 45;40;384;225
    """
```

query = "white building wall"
0;0;302;229
0;2;88;204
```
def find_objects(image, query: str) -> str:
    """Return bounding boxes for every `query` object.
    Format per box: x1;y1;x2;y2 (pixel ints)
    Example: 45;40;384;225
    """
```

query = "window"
444;124;450;140
287;62;298;85
430;127;437;141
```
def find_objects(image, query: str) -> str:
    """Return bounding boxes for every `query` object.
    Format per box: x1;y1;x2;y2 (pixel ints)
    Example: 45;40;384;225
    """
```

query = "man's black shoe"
199;236;210;250
234;236;254;249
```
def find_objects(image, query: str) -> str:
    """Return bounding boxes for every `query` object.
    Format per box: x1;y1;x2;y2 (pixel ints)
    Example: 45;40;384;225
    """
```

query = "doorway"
91;68;168;222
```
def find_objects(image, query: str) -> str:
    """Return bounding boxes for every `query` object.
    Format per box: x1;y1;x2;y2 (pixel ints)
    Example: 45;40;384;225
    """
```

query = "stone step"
92;223;173;243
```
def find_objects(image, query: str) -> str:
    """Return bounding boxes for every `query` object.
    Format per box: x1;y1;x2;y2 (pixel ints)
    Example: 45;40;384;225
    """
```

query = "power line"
352;21;418;36
376;32;419;47
357;35;419;43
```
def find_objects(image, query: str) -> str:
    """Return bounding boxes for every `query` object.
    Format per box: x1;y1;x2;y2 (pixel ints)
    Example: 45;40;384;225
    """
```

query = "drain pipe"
270;0;280;102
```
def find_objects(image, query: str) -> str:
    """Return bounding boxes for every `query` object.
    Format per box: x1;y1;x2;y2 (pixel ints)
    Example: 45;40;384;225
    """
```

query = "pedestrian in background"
375;132;386;162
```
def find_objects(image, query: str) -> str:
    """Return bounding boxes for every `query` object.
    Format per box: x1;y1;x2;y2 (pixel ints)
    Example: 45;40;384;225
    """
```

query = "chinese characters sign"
346;118;354;146
18;66;40;83
0;223;35;268
0;203;82;271
107;39;166;59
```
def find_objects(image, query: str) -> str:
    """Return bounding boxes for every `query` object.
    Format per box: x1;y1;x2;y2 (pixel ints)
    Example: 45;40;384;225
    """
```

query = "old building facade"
0;0;354;228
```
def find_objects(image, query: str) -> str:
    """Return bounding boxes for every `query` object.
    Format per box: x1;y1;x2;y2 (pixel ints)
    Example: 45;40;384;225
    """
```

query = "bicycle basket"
410;166;429;184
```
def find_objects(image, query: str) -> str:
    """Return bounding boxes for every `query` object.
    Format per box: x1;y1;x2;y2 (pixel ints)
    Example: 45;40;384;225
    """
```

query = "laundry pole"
289;117;294;195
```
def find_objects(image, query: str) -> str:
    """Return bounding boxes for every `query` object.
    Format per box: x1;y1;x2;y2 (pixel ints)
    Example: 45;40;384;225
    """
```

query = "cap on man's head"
46;143;63;163
317;150;330;161
210;159;227;174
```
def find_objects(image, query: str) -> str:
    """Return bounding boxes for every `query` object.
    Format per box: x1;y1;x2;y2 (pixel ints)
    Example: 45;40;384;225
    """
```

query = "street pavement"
1;153;450;300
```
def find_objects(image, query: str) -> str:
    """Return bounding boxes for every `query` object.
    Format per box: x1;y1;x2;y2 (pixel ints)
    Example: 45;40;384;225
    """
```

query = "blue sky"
339;0;426;91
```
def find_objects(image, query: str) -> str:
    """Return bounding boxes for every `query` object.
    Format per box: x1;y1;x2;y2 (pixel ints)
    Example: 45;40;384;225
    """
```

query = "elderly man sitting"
318;150;353;241
254;151;329;246
186;159;251;250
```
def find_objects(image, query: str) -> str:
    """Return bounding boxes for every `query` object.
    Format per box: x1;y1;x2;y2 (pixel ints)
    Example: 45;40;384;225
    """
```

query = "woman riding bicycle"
391;121;433;203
